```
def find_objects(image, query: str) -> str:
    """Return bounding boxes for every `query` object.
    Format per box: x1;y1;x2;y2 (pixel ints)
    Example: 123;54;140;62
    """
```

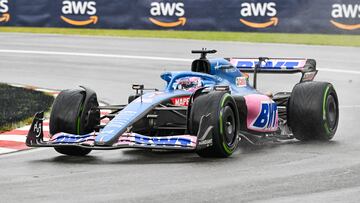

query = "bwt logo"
61;0;98;26
330;4;360;30
252;102;278;131
0;0;10;23
235;60;299;70
149;2;186;28
135;135;192;147
239;2;278;28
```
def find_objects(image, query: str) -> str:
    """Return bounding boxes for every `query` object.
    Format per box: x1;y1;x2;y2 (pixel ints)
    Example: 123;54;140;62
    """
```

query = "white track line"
17;126;31;131
0;147;17;154
0;135;26;142
318;68;360;75
340;105;360;109
1;49;359;75
0;49;192;62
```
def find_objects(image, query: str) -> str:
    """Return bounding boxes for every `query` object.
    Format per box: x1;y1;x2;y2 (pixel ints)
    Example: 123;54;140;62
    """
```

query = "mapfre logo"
149;2;186;28
330;4;360;30
61;0;98;26
239;2;278;28
0;0;10;23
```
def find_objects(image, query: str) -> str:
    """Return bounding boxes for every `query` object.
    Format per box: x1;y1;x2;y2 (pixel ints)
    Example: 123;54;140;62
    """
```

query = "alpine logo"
239;2;278;28
330;4;360;30
149;1;186;28
61;0;98;26
0;0;10;23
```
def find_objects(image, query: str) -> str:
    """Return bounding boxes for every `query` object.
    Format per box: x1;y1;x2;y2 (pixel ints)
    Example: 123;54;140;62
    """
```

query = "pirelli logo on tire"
0;0;10;23
60;0;98;26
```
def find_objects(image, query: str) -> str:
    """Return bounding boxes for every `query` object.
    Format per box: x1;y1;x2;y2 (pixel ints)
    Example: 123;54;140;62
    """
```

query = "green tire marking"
219;93;233;155
223;142;233;155
77;117;81;135
324;123;331;135
77;105;84;135
219;93;230;136
322;85;331;135
219;111;223;136
220;93;230;107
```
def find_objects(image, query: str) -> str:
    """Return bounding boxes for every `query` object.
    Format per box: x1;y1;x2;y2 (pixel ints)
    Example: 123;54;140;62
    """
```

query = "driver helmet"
174;77;203;92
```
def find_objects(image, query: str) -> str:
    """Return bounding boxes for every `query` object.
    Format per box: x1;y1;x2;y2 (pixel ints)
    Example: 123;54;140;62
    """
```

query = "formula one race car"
26;49;339;158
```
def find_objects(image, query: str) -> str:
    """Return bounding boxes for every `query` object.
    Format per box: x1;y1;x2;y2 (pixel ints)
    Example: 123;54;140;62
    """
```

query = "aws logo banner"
148;1;186;28
60;0;98;26
330;3;360;30
239;2;278;29
0;0;10;23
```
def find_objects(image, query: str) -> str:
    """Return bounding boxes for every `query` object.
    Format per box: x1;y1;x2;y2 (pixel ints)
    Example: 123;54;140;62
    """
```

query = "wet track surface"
0;33;359;202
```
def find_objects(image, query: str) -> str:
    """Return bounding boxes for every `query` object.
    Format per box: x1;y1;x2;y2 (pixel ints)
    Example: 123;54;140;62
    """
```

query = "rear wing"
228;57;318;86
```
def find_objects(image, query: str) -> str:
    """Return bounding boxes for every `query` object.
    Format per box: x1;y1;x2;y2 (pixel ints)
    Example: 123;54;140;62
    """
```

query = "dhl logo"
61;0;98;26
330;4;360;30
239;2;278;28
148;2;186;28
0;0;10;23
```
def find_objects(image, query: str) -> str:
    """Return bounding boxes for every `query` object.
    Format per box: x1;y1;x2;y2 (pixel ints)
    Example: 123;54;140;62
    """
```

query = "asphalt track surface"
0;33;360;202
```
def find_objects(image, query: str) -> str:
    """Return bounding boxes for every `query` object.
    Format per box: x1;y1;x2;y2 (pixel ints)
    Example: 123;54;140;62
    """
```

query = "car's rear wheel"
189;91;239;158
288;81;339;141
50;87;100;156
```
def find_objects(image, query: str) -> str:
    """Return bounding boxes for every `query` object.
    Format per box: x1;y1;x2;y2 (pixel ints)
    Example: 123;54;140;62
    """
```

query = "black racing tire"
50;88;100;156
189;91;240;158
288;81;339;141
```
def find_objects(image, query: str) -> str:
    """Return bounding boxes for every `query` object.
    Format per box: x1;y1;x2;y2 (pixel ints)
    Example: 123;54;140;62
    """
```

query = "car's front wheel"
189;91;240;158
49;87;100;156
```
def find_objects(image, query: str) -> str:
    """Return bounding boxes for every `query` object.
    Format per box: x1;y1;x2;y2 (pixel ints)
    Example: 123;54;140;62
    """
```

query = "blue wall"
0;0;359;34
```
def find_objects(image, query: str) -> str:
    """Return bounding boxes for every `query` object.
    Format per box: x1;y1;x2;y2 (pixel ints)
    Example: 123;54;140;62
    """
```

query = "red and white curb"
0;85;110;155
0;122;51;154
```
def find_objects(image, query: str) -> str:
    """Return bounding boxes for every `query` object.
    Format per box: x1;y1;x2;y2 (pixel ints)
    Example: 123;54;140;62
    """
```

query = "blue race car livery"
27;49;339;158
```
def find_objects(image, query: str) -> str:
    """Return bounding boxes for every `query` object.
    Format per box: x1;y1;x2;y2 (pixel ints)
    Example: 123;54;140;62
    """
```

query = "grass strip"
0;27;359;47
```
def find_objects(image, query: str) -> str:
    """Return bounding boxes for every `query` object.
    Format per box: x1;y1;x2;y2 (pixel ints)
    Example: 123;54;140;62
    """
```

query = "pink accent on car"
244;94;278;132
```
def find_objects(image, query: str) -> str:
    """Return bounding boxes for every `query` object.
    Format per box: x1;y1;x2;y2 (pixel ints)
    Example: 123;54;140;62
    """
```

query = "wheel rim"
326;94;338;131
222;106;236;146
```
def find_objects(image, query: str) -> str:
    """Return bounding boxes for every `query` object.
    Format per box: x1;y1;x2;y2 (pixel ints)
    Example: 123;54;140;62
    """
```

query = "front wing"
26;112;197;151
